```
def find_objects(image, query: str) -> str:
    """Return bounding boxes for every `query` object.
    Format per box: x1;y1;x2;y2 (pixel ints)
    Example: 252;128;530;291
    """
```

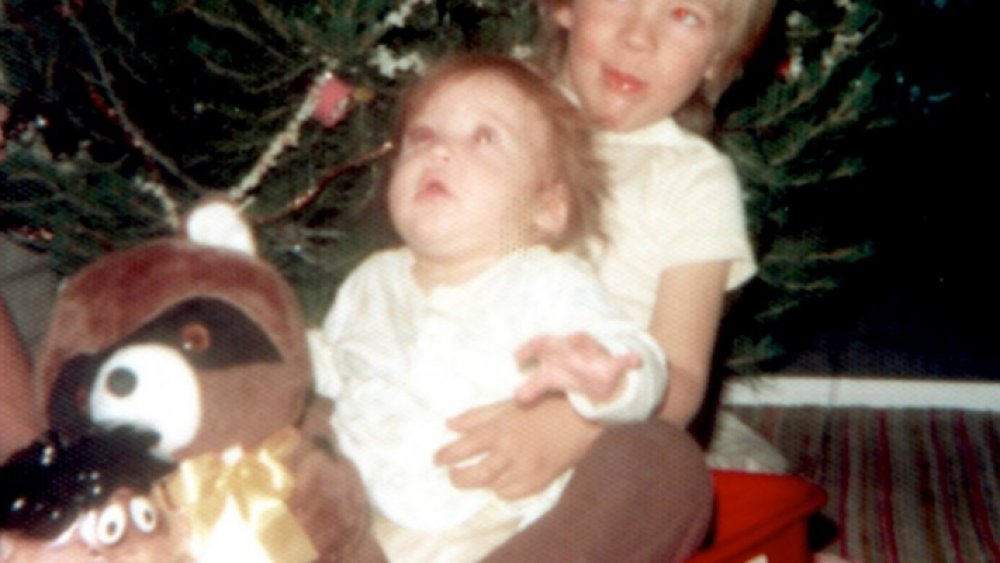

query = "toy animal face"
1;201;347;560
0;426;174;542
49;297;283;460
0;489;193;563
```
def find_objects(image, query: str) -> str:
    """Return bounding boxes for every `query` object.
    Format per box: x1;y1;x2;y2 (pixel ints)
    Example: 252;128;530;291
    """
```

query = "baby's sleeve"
308;256;373;401
543;260;667;423
565;331;666;423
307;327;341;400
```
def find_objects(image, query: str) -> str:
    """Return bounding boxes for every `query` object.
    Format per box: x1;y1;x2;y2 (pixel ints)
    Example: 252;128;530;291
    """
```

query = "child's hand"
435;398;601;499
514;332;642;405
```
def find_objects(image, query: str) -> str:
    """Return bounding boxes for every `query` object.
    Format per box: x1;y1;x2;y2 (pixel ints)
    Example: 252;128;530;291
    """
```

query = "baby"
310;54;665;562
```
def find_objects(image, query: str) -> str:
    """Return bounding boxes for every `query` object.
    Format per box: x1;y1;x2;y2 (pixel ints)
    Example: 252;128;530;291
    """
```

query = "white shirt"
311;245;665;533
593;118;757;327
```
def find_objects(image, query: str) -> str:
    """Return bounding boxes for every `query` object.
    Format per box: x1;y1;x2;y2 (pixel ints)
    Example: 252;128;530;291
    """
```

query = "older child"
310;54;671;562
437;0;784;560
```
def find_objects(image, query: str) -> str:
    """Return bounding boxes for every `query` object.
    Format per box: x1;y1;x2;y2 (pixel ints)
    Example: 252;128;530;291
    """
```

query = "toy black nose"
105;368;137;397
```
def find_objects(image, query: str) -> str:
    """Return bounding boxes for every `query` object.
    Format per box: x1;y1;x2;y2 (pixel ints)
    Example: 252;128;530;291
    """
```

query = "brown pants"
482;420;713;563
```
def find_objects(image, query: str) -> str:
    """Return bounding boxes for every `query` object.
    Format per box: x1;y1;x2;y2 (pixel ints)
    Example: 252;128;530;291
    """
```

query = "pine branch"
63;2;206;193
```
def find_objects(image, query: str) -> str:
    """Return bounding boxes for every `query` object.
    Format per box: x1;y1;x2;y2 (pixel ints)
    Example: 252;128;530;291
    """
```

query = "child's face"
388;73;565;270
553;0;728;132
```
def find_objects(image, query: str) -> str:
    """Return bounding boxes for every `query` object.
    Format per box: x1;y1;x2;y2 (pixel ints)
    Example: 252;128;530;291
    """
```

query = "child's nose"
621;11;656;50
429;138;453;162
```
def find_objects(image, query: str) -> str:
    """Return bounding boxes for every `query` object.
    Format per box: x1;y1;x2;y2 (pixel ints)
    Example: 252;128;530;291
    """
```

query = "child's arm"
514;332;640;405
436;262;666;497
648;261;730;427
507;260;667;422
514;331;664;422
436;397;601;500
436;262;732;499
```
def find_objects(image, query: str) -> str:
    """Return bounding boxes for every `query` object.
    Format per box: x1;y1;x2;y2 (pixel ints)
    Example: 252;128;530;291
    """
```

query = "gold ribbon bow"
159;427;318;563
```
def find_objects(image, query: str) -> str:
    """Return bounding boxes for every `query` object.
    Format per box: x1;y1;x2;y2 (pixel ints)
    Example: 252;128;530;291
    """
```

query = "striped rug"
728;406;1000;563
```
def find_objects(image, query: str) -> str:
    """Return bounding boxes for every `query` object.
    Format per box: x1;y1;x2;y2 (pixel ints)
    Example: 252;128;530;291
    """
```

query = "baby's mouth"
415;178;452;201
602;66;646;94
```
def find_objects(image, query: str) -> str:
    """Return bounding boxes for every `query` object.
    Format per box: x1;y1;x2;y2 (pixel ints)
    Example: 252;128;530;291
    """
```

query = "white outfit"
311;245;665;560
593;117;788;474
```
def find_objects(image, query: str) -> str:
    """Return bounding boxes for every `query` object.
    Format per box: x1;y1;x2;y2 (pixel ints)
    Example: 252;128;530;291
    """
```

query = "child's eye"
404;125;434;146
670;8;703;27
473;125;499;146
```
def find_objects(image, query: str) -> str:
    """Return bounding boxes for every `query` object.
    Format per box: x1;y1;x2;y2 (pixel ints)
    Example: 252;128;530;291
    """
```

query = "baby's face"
388;72;559;268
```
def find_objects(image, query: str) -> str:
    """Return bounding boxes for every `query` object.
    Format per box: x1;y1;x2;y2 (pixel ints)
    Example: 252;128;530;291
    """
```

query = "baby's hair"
532;0;777;134
394;53;608;257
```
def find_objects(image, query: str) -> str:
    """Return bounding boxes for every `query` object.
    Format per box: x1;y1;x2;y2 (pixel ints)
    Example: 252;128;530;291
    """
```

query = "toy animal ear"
184;198;257;256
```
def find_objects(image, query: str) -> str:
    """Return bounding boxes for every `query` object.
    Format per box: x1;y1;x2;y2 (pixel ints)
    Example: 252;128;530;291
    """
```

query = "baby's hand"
514;332;642;405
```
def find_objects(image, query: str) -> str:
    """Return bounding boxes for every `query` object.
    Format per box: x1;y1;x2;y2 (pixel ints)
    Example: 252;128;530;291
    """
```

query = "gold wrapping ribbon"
159;427;318;562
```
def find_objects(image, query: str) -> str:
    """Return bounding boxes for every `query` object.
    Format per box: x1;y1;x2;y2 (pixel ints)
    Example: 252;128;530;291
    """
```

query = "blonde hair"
394;53;608;257
532;0;777;134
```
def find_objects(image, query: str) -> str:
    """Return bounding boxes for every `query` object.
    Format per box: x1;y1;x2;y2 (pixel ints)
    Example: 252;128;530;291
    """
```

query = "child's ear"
703;52;725;82
533;182;570;240
551;3;574;29
701;51;737;104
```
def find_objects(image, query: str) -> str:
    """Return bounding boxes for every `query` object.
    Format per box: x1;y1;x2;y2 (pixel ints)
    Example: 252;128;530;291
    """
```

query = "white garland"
134;178;180;229
369;45;427;79
227;0;434;206
382;0;432;29
228;64;336;206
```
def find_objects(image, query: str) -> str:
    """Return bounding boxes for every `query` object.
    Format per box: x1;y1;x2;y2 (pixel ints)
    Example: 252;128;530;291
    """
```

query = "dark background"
725;0;999;380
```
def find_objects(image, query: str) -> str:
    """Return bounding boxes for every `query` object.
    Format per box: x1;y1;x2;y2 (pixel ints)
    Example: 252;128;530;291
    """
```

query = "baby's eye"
404;125;434;147
473;125;499;146
670;7;703;27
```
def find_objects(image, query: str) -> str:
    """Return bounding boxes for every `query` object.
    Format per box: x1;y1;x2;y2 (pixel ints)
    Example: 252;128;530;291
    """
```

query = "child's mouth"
602;66;645;94
415;179;452;201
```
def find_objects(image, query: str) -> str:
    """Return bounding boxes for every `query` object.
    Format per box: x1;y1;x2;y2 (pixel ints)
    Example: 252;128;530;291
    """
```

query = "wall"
0;237;58;355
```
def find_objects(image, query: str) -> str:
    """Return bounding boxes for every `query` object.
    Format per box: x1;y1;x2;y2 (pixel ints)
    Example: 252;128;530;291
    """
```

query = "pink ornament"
0;103;8;162
310;75;353;128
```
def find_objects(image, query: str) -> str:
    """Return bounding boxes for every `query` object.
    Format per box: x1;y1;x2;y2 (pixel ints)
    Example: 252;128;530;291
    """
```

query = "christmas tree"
2;0;991;373
0;0;537;316
714;0;996;372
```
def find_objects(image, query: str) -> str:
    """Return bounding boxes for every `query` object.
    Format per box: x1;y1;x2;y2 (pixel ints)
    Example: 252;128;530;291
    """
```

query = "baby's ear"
533;181;570;241
549;2;574;29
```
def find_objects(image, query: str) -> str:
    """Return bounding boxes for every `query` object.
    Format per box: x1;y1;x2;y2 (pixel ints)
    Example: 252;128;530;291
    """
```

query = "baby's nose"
430;139;453;161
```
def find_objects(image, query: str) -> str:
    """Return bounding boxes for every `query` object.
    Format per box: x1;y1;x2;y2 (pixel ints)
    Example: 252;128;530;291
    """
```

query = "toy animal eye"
180;323;211;354
90;344;202;459
105;367;138;397
129;496;158;534
95;503;127;545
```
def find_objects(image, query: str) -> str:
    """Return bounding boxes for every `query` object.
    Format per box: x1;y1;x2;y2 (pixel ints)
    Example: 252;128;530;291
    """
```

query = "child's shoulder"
600;118;736;191
340;247;410;290
355;246;409;270
601;117;725;160
513;246;600;289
